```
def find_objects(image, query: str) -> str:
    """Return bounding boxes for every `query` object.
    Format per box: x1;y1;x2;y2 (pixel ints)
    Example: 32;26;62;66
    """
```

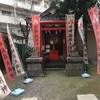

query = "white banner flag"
7;24;25;76
0;70;11;99
66;14;75;53
78;16;84;43
78;16;88;64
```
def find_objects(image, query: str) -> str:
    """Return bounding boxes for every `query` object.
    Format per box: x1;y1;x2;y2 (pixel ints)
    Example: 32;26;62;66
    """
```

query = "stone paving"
2;64;100;100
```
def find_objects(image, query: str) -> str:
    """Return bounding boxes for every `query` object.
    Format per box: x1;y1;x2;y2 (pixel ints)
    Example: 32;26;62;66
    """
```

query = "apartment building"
0;0;48;46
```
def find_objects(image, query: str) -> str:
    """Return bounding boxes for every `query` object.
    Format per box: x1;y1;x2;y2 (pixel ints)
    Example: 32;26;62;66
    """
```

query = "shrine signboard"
32;16;40;56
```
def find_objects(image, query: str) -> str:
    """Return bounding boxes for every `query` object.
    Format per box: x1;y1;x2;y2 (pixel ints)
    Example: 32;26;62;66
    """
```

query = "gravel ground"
2;64;100;100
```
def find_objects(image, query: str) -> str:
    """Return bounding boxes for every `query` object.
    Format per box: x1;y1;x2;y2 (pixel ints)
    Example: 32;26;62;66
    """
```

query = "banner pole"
5;24;25;96
78;16;91;78
15;47;33;84
7;24;33;84
82;57;91;78
8;44;25;97
82;26;91;78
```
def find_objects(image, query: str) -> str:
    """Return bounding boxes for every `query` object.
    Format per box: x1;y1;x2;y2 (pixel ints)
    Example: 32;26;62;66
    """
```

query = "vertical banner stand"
78;16;91;78
23;70;33;84
7;24;33;84
11;75;25;96
11;88;25;96
81;63;91;78
10;51;25;96
9;48;25;96
5;26;25;96
16;46;33;84
15;47;33;84
81;43;91;78
0;33;25;96
11;56;25;96
81;37;91;78
23;76;33;84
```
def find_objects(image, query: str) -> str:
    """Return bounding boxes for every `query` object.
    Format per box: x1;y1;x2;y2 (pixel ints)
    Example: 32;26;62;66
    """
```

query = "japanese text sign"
88;6;100;74
0;33;14;80
0;69;11;99
32;16;40;55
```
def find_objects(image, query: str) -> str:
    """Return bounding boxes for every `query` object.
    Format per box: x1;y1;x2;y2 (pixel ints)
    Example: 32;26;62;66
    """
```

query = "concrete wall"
87;30;97;61
75;30;97;61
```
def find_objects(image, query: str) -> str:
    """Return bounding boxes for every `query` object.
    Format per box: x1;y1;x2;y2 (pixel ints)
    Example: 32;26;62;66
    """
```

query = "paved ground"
2;64;100;100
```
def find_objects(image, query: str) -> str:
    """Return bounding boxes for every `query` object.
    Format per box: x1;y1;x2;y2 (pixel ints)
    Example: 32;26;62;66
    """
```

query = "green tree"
50;0;61;8
50;0;97;24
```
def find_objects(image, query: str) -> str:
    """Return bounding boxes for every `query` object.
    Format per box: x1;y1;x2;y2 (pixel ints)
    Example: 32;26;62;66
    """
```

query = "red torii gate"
31;16;77;62
39;20;68;60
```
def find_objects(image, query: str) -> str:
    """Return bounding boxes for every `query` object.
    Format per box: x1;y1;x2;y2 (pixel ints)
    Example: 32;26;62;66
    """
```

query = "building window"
17;30;23;35
34;1;40;6
2;10;11;16
17;14;25;19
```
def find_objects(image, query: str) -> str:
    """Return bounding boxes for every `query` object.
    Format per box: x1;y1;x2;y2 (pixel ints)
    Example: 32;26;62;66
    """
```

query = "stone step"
45;67;65;71
46;59;66;63
26;57;43;63
44;60;65;69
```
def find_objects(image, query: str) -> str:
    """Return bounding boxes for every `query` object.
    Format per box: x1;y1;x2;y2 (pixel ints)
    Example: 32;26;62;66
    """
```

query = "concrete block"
26;57;43;63
26;57;44;77
65;63;83;76
67;57;83;63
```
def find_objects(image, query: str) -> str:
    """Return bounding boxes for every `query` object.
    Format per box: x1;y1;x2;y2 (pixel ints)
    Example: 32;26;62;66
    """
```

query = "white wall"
0;0;48;47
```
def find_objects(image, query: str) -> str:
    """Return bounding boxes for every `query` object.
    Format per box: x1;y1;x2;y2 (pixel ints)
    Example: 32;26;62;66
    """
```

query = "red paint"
0;33;14;81
88;6;100;74
49;50;59;60
32;16;40;55
31;18;69;59
40;20;66;24
41;27;66;31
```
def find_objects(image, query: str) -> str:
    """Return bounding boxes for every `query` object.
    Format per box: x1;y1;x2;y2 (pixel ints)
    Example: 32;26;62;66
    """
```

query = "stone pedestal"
26;57;44;77
67;57;83;63
66;63;83;76
66;51;84;76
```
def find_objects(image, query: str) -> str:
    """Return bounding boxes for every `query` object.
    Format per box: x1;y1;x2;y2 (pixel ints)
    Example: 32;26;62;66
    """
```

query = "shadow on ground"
3;63;100;100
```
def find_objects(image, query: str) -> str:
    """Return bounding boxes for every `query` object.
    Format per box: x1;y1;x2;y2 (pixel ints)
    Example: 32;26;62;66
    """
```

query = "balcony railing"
0;15;26;25
0;0;14;6
0;0;47;13
33;5;47;13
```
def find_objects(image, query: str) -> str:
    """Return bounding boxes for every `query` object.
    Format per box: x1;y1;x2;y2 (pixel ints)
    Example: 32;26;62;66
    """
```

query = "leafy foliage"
50;0;61;8
25;45;33;58
50;0;97;25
